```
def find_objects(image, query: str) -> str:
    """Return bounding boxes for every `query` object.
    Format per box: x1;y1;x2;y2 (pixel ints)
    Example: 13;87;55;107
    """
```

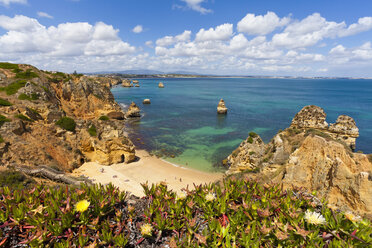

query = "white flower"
205;193;216;202
140;223;153;236
177;192;187;200
304;210;327;225
345;211;362;222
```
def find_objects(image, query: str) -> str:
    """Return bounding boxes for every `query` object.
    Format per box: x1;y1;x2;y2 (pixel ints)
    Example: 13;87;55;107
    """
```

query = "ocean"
111;78;372;172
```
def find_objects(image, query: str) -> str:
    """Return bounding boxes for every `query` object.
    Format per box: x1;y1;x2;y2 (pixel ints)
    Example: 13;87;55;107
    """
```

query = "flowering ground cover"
0;179;371;247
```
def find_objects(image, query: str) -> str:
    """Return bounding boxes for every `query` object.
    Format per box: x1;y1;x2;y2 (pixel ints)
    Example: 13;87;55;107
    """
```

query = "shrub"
249;131;258;138
0;80;27;95
15;114;33;122
0;169;34;188
0;97;12;106
99;115;109;121
88;125;97;136
56;117;76;132
0;114;11;127
247;136;254;144
0;134;3;143
18;93;39;101
15;69;39;79
0;62;19;70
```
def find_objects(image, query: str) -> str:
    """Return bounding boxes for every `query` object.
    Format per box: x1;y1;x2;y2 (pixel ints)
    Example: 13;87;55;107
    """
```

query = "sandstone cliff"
0;63;135;171
226;105;372;217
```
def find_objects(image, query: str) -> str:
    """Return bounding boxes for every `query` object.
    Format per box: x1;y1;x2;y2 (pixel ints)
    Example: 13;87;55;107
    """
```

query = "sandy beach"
72;150;224;197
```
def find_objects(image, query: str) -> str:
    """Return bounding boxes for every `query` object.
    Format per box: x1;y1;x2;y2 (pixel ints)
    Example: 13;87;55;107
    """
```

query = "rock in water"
133;80;139;84
122;79;132;87
158;82;164;88
143;99;151;104
125;102;141;118
135;84;140;87
290;105;328;129
217;99;228;114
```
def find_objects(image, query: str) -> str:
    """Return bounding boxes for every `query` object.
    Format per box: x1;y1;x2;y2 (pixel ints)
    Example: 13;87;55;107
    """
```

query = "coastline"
72;149;223;197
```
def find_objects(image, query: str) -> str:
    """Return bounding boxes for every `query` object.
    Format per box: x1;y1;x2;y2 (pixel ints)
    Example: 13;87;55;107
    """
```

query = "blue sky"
1;0;372;77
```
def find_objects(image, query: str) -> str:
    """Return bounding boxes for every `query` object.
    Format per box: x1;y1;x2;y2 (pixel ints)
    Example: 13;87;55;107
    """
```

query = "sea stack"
122;79;132;88
133;80;139;84
143;99;151;104
158;82;164;88
217;99;228;114
135;84;140;87
125;102;141;118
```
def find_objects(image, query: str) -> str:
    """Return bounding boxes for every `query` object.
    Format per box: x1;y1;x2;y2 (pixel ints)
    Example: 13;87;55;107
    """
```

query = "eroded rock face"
328;115;359;150
122;79;132;87
143;99;151;104
107;111;125;120
291;105;328;129
226;133;266;174
282;135;372;215
158;82;164;88
217;99;228;114
125;102;141;118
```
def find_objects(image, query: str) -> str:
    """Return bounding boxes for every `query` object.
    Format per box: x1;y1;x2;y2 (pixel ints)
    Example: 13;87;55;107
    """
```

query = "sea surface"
111;78;372;172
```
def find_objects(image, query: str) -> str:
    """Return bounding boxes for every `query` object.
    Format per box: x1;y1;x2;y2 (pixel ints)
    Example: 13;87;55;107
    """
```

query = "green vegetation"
14;69;39;79
88;124;97;136
0;169;35;188
15;114;33;122
56;116;76;132
0;97;12;106
18;93;39;101
0;180;370;247
287;127;302;136
0;134;3;143
247;136;254;144
0;114;11;127
368;154;372;163
41;85;51;94
249;132;258;138
0;80;27;95
99;115;110;121
0;62;19;70
249;151;256;155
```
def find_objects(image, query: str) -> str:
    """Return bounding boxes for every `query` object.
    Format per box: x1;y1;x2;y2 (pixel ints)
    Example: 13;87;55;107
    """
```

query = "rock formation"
135;84;140;87
0;64;136;172
143;99;151;104
122;79;132;87
158;82;164;88
133;80;139;84
125;102;141;118
217;99;228;114
225;105;372;217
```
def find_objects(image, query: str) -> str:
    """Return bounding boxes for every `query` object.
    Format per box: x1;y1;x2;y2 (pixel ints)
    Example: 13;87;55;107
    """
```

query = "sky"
1;0;372;77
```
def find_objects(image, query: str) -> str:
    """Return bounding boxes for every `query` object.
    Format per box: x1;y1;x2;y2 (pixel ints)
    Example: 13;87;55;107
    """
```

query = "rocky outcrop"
125;102;141;118
0;64;136;172
158;82;164;88
143;99;151;104
133;80;139;84
122;79;132;87
225;105;372;216
290;105;328;129
217;99;228;114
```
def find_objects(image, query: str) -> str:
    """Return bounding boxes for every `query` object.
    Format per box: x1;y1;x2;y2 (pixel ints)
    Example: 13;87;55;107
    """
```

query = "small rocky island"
217;98;228;114
225;105;372;217
158;82;164;88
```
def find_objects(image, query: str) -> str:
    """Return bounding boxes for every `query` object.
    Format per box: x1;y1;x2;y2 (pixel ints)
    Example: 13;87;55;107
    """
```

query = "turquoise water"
112;78;372;172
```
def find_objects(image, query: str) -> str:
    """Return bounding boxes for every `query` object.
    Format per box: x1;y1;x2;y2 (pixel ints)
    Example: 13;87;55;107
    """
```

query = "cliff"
226;105;372;217
0;63;135;172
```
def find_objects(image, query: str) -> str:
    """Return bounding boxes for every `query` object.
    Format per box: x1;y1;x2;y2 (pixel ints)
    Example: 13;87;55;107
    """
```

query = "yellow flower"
304;210;327;225
205;193;216;202
140;223;153;236
75;200;90;213
345;211;362;222
177;192;187;201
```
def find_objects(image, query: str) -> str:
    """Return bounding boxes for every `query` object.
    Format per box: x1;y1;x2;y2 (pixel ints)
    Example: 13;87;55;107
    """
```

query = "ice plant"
205;193;216;202
177;192;187;200
140;223;153;236
75;200;90;213
304;210;327;225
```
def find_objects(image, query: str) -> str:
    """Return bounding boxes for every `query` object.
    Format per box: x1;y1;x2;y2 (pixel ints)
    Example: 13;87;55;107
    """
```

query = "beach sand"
72;150;224;197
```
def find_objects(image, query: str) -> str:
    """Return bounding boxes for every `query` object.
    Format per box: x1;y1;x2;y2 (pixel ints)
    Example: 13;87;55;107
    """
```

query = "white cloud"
132;25;143;34
237;11;290;35
145;40;153;47
156;30;191;47
195;23;233;41
37;11;53;19
180;0;212;14
339;17;372;37
0;0;26;6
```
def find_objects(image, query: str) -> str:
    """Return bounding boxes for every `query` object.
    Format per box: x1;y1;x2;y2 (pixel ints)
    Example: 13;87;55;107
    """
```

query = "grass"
0;169;35;188
88;125;97;136
0;114;11;127
0;97;12;106
56;117;76;132
15;114;33;122
18;93;39;101
99;115;109;121
0;80;27;95
0;62;19;70
0;134;3;143
14;69;39;79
